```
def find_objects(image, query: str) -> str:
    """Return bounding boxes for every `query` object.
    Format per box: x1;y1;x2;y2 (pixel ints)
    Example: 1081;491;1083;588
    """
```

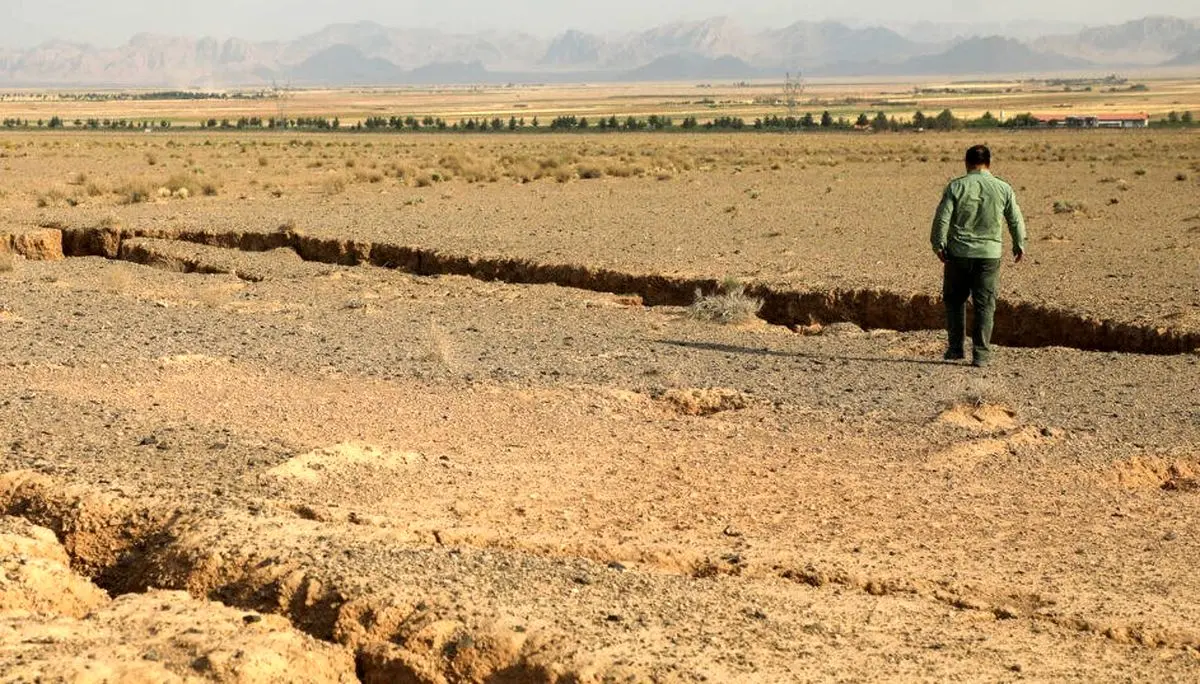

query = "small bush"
36;188;71;208
1052;200;1086;215
687;280;763;325
1134;169;1147;176
1177;173;1189;182
321;174;349;195
116;180;154;205
553;167;574;183
576;164;604;179
0;252;14;273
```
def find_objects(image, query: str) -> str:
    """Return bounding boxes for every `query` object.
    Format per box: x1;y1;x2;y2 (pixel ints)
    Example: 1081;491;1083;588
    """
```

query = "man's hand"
1014;249;1024;264
936;250;947;264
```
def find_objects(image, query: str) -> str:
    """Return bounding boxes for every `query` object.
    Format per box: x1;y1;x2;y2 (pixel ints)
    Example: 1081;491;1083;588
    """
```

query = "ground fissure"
53;225;1200;356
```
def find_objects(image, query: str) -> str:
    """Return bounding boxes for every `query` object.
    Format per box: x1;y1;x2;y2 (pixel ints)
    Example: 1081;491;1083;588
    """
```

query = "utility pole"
783;70;805;117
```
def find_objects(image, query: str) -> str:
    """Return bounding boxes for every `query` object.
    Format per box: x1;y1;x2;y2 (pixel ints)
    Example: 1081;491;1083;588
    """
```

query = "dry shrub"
576;164;605;179
552;167;574;183
687;280;762;325
100;267;133;292
504;156;543;183
1052;200;1087;215
0;252;14;273
438;152;497;183
164;174;199;195
414;173;435;188
354;170;385;184
115;180;154;205
422;321;454;368
36;187;74;208
322;174;349;195
389;162;420;183
604;163;643;178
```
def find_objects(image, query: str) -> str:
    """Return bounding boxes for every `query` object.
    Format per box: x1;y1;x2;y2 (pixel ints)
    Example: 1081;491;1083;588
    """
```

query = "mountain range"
0;15;1197;87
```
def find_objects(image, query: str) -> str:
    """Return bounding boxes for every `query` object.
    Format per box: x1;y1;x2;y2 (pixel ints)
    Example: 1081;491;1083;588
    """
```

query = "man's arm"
931;184;955;255
1004;185;1027;259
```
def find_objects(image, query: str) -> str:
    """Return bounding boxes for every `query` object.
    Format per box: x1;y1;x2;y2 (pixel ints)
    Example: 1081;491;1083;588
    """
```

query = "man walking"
931;145;1026;367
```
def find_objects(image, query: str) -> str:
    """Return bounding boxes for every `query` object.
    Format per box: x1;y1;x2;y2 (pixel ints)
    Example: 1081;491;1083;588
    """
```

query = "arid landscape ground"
1;117;1199;682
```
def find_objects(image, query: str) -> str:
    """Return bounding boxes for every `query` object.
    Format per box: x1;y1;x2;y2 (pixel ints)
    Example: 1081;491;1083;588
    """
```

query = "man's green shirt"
931;170;1027;259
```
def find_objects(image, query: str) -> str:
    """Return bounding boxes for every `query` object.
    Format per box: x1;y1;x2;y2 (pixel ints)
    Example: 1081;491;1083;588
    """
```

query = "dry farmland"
1;122;1200;682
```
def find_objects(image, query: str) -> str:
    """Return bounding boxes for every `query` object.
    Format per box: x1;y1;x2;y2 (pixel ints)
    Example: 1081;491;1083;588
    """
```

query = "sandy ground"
7;130;1199;334
0;244;1198;681
1;129;1199;681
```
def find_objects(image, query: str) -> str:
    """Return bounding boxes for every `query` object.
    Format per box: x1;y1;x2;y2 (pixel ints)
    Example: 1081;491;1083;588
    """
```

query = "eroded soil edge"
59;224;1200;356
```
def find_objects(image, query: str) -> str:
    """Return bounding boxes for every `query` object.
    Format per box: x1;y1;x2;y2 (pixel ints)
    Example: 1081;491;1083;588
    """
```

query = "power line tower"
783;70;805;117
271;79;293;127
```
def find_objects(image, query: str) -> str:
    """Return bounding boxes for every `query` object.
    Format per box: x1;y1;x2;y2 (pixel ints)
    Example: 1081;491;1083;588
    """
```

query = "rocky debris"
937;403;1018;432
661;387;750;416
0;590;357;683
0;517;109;618
0;228;63;261
0;513;357;682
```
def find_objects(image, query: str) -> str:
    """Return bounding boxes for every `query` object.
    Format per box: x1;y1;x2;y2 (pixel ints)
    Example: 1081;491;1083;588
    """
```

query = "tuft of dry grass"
115;180;154;205
687;280;763;325
0;251;14;273
576;164;605;180
1052;200;1087;215
321;174;349;195
100;267;133;293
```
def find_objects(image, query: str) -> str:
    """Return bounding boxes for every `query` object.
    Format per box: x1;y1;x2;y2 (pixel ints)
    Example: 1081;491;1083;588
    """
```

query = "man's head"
965;145;991;171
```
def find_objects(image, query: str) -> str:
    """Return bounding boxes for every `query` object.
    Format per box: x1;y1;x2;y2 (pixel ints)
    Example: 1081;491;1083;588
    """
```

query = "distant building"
1033;113;1150;128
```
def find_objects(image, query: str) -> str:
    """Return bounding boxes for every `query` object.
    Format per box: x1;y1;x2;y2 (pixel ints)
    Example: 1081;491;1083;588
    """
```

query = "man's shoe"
944;350;966;361
971;357;990;368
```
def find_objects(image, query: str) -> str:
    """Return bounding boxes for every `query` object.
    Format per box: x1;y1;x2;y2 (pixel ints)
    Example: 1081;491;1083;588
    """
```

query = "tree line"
3;109;1195;132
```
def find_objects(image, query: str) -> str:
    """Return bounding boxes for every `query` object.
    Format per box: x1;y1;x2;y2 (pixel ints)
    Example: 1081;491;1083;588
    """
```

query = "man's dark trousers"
943;257;1001;363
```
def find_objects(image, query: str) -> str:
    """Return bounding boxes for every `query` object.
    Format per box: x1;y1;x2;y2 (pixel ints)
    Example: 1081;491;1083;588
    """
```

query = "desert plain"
1;103;1199;682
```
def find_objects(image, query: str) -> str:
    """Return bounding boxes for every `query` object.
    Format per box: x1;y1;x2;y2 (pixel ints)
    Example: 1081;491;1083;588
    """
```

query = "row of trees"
4;110;1197;132
2;117;171;129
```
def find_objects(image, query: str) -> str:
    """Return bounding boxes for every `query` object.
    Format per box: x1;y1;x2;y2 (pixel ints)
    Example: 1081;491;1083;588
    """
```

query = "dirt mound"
937;403;1018;432
0;590;357;683
0;509;356;682
661;388;750;416
0;517;109;618
268;443;424;484
0;228;63;261
1110;456;1200;491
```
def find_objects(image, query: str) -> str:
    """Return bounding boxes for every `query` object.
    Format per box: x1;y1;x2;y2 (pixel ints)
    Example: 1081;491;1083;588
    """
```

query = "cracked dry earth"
0;238;1198;683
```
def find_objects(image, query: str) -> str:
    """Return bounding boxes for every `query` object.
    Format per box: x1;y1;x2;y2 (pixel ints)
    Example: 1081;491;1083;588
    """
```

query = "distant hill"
1034;16;1200;65
623;54;764;81
289;44;402;85
0;14;1197;86
406;60;491;84
1166;48;1200;66
754;21;925;68
893;36;1089;75
539;30;605;67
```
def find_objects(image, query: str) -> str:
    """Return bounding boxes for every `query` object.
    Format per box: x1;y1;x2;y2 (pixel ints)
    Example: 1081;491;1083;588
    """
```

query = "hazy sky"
1;0;1196;47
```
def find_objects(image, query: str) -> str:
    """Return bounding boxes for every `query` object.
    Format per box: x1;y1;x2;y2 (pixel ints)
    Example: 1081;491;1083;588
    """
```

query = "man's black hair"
965;145;991;168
